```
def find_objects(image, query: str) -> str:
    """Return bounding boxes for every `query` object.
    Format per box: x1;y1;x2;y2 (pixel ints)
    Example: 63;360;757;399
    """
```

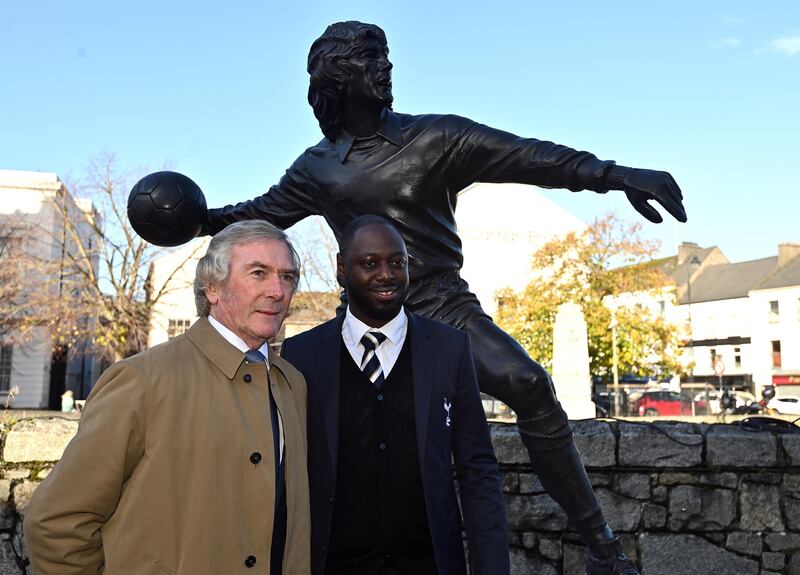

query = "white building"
457;183;586;315
641;242;800;399
147;237;210;348
0;170;100;408
749;244;800;397
674;243;767;390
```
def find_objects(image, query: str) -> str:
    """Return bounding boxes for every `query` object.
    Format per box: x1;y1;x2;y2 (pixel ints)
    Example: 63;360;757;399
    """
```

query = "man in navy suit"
282;215;508;575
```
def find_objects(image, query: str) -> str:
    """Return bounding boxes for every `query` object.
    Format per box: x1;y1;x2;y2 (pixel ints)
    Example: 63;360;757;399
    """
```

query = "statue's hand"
612;167;687;224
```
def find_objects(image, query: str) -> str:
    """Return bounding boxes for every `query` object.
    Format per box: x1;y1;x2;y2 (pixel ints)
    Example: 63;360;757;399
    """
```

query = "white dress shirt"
341;306;408;377
208;314;284;459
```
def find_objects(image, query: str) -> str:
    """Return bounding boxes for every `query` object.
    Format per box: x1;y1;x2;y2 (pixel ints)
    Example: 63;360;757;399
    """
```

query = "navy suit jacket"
281;311;509;575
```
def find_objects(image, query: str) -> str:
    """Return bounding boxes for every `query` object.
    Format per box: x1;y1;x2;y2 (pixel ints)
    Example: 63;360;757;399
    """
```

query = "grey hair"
193;220;301;317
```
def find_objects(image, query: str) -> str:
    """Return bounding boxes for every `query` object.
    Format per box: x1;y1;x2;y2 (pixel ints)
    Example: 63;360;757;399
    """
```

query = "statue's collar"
335;108;403;162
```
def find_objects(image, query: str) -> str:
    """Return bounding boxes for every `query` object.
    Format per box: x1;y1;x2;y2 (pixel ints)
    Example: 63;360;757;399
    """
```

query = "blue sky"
2;0;798;264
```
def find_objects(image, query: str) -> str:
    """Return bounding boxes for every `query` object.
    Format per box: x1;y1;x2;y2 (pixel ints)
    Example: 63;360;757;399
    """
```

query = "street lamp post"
685;256;701;373
610;311;620;416
603;293;622;417
685;255;701;412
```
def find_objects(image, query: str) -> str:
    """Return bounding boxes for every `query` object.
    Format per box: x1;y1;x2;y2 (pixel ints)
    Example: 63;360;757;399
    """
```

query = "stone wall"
495;420;800;575
0;417;80;574
1;417;799;574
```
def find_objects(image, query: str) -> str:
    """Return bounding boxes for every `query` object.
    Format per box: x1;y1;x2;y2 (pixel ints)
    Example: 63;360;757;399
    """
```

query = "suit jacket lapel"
318;315;345;475
408;312;433;471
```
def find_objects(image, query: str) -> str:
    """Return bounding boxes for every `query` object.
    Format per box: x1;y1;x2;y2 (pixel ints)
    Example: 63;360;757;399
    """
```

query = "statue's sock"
516;406;608;540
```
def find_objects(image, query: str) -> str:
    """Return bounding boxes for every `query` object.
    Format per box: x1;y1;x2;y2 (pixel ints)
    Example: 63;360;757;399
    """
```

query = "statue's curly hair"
307;21;389;141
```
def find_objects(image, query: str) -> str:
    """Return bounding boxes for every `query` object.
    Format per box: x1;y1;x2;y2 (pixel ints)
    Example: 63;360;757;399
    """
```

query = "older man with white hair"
25;220;310;575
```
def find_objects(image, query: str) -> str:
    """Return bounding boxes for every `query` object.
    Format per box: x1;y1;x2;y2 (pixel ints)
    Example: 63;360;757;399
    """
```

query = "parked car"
767;395;800;416
630;390;708;417
693;390;758;414
592;391;630;417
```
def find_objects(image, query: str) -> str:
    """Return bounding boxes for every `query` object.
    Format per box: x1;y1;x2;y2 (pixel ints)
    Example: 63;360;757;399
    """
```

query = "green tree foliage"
495;214;685;381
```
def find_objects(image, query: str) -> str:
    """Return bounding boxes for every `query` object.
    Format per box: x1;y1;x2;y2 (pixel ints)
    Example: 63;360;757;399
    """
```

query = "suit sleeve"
24;361;148;575
451;332;510;575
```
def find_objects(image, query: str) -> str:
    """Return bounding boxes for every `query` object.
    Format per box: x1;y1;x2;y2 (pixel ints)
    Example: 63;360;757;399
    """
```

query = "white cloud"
767;36;800;56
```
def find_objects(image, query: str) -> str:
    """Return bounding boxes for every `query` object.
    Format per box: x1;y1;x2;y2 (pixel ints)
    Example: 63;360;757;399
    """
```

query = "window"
0;345;12;392
733;347;741;368
769;300;780;323
167;319;192;339
772;340;782;368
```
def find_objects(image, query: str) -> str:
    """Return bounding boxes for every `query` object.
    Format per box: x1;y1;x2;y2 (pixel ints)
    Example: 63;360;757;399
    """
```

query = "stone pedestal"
551;302;595;419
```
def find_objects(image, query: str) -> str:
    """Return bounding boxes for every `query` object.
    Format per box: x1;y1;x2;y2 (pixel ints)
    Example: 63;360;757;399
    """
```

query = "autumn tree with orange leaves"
495;214;685;382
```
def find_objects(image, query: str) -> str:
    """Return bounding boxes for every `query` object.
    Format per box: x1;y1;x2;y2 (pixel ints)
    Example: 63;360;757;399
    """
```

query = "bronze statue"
204;21;686;574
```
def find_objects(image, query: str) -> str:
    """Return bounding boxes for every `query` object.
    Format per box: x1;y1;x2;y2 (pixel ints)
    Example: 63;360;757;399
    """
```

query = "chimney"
677;242;700;265
778;243;800;268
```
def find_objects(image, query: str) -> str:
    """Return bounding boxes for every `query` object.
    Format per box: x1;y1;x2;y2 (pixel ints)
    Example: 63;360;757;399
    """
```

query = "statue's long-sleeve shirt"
209;110;615;281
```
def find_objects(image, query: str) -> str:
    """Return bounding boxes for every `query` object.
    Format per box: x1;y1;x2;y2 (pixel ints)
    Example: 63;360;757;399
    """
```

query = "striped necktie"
360;331;388;389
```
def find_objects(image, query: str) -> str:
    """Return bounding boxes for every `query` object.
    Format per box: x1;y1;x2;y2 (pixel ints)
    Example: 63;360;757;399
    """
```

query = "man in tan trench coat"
24;220;311;575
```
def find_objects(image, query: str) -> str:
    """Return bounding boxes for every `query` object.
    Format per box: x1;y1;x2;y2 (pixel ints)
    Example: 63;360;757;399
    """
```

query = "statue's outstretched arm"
203;157;320;235
446;116;687;224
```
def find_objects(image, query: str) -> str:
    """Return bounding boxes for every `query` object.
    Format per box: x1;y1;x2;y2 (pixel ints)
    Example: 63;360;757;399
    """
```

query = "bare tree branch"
0;154;192;363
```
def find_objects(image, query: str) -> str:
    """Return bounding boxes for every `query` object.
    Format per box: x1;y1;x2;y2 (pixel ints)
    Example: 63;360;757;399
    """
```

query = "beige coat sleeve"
24;361;148;575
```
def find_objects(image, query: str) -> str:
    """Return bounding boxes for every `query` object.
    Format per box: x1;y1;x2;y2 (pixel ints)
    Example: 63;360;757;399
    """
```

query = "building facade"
749;244;800;396
147;237;210;348
0;170;100;409
655;242;800;400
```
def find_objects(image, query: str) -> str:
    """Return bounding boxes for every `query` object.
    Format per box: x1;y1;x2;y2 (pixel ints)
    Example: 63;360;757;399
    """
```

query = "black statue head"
307;21;392;141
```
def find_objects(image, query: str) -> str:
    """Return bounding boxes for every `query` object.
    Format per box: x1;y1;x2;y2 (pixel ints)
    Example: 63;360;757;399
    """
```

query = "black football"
127;171;207;247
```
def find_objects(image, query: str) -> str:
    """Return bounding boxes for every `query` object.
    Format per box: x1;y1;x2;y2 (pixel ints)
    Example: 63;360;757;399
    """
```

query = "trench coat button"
377;394;384;401
328;496;334;503
379;442;386;450
244;555;257;568
243;374;252;383
250;452;262;464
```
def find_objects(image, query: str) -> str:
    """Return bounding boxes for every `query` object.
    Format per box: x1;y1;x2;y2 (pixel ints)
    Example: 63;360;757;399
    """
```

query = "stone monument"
552;302;596;419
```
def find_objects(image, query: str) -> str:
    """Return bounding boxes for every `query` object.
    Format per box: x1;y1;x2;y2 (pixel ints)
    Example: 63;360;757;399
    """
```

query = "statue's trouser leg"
460;316;608;540
402;271;610;541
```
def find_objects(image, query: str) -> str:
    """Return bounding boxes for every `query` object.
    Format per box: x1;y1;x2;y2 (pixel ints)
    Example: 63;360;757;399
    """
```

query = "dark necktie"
360;331;388;389
245;348;285;575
